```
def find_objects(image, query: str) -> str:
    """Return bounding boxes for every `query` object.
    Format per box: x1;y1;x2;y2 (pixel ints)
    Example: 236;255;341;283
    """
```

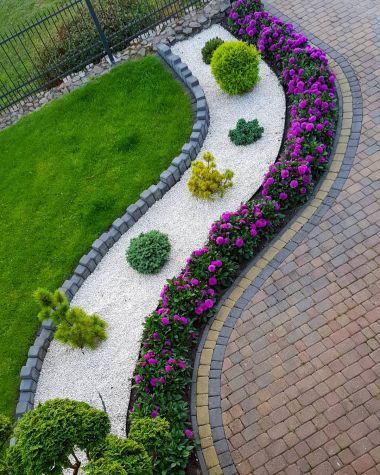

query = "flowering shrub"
188;151;234;200
201;37;224;64
229;118;264;145
129;3;337;473
211;41;260;94
261;160;313;208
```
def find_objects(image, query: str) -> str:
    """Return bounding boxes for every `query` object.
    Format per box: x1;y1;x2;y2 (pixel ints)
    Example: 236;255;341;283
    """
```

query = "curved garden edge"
190;13;363;475
15;46;210;420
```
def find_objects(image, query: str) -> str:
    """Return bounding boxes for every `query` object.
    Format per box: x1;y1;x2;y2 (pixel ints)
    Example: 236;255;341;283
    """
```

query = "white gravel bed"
35;24;285;436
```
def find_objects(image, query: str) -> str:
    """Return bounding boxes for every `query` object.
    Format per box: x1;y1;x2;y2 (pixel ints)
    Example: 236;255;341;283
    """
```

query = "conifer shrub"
211;41;260;94
229;118;264;145
201;37;224;64
34;288;107;349
126;230;171;274
187;151;234;200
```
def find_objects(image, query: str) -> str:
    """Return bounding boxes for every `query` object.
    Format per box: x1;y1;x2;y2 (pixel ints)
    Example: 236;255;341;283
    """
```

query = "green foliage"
34;288;107;349
84;458;127;475
211;41;260;95
201;37;224;64
126;230;171;274
6;399;110;475
188;151;234;200
0;56;192;418
0;414;12;449
129;417;170;464
35;0;152;85
229;118;264;145
89;435;152;475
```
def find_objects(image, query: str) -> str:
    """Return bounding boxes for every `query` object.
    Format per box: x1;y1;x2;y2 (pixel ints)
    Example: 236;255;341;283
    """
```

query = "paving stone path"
218;1;380;474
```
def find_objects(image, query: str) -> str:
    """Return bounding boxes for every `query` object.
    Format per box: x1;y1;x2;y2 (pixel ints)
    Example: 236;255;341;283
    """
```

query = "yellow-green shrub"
187;152;234;200
211;41;260;95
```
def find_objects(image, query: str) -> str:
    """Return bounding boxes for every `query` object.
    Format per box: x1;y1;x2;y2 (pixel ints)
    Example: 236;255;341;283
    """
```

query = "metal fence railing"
0;0;206;112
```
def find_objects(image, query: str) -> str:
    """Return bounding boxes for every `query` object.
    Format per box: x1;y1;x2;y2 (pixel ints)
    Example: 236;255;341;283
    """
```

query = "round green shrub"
211;41;260;95
229;118;264;145
126;230;170;274
201;37;224;64
84;458;127;475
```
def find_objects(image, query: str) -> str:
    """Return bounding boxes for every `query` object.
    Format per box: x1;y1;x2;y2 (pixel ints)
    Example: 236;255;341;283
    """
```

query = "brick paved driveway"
220;1;380;474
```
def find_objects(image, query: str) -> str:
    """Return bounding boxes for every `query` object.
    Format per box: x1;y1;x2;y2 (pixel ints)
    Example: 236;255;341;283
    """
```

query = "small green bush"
211;41;260;95
129;417;170;468
126;230;171;274
34;288;107;349
201;37;224;64
0;414;12;448
6;399;110;475
229;118;264;145
90;435;152;475
188;151;234;200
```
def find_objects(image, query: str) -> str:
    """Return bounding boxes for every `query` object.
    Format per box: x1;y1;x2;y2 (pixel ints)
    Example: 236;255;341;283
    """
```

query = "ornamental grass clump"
188;151;234;200
229;118;264;145
211;41;260;95
126;230;171;274
201;37;224;64
34;288;107;350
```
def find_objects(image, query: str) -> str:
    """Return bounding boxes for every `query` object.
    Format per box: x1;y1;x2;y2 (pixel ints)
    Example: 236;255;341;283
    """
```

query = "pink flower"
184;429;193;438
151;410;159;418
208;276;217;286
216;236;224;246
290;180;298;189
204;299;214;309
235;238;244;248
134;375;142;384
279;192;288;200
161;317;170;326
178;359;187;369
298;164;308;175
165;365;173;373
190;278;199;286
180;317;188;325
208;264;216;272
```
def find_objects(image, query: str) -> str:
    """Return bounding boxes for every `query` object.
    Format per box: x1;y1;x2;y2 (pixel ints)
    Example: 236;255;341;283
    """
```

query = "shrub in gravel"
6;399;110;475
34;288;107;350
188;151;234;200
201;37;224;64
211;41;260;95
229;118;264;145
126;230;171;274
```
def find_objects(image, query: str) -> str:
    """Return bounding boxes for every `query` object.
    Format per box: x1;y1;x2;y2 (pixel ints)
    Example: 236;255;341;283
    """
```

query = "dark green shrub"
6;399;110;475
35;0;152;86
201;37;224;64
126;230;171;274
90;435;152;475
129;417;170;466
211;41;260;95
34;288;107;349
229;118;264;145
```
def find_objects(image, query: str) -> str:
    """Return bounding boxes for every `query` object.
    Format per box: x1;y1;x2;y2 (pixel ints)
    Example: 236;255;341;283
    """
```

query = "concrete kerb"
190;9;363;474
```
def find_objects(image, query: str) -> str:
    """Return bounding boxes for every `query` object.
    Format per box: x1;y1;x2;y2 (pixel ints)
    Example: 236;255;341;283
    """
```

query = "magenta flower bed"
128;2;338;472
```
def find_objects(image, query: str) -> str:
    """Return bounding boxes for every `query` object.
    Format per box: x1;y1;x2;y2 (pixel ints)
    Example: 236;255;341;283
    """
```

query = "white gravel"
35;24;285;436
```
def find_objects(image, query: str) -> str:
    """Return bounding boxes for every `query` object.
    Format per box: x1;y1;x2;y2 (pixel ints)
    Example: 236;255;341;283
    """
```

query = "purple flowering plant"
129;3;337;472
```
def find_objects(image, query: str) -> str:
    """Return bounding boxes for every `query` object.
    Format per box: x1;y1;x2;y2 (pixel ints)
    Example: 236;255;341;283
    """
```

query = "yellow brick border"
194;56;354;473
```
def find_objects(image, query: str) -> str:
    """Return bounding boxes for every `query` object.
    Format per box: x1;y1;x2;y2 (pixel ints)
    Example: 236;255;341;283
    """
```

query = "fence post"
84;0;115;65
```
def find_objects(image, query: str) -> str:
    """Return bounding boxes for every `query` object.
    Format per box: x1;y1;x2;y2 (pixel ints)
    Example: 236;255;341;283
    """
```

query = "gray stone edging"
15;43;212;420
190;7;363;474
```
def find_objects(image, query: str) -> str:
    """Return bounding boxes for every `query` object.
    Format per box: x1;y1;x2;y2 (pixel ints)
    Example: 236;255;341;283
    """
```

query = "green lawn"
0;55;193;418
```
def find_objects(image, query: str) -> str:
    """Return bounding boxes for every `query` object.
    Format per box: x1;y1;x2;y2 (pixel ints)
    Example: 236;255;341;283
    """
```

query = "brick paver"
220;0;380;474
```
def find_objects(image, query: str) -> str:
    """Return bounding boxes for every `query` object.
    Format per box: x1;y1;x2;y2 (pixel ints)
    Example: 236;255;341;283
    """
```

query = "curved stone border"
191;12;363;475
15;45;210;420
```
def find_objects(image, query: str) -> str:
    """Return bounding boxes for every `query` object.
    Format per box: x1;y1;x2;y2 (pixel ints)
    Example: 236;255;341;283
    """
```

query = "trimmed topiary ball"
229;118;264;145
211;41;260;95
126;230;171;274
201;37;224;64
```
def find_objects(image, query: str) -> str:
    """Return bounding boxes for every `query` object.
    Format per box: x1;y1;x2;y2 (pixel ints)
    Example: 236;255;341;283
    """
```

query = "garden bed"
35;23;285;437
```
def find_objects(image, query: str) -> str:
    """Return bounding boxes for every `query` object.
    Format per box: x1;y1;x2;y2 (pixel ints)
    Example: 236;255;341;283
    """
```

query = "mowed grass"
0;55;193;417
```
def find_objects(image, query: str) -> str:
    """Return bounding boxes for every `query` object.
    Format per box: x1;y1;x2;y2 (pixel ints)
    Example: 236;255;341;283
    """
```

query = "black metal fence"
0;0;206;112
